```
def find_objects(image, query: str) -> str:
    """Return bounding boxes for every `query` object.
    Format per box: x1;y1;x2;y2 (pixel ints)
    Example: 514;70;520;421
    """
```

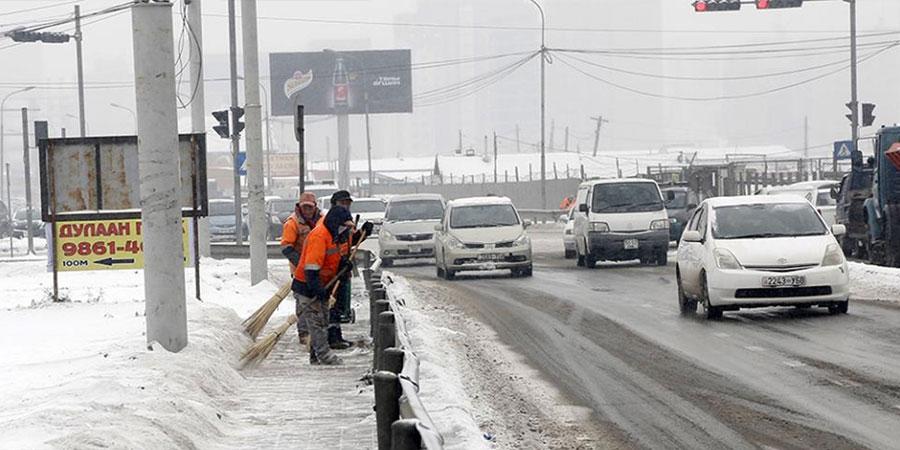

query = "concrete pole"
227;0;243;245
337;114;350;188
75;5;86;138
21;108;33;254
849;0;859;145
515;124;521;153
241;0;267;284
187;0;211;258
132;1;187;352
365;93;374;195
5;164;10;257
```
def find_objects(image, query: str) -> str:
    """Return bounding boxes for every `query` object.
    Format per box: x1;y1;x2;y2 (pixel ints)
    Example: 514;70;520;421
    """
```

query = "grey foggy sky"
1;0;900;199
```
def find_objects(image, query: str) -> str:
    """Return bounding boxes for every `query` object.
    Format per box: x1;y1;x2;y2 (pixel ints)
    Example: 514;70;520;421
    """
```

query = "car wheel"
518;264;533;277
445;268;456;280
564;249;576;259
677;271;696;315
656;248;668;266
584;251;597;269
840;236;854;257
381;258;393;268
700;274;722;320
828;301;849;315
576;253;585;267
436;265;445;279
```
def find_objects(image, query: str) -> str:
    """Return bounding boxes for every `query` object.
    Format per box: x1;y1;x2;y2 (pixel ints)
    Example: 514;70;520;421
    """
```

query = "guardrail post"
375;310;396;371
362;268;374;291
391;419;422;450
374;371;400;450
371;296;388;337
383;347;404;375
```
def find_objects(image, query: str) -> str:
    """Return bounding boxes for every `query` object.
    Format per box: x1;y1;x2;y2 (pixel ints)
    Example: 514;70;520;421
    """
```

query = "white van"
572;179;670;267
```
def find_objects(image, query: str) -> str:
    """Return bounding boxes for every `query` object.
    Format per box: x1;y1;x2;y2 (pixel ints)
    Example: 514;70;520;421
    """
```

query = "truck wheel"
886;216;900;268
584;251;597;268
656;248;668;266
381;258;393;268
564;249;576;259
576;253;585;267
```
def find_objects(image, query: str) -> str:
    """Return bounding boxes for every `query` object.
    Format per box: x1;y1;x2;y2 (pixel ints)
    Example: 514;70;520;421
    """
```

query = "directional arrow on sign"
95;258;136;266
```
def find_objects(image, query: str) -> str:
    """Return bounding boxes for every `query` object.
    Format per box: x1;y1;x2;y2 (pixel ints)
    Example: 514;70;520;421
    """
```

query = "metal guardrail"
360;255;444;450
519;208;567;224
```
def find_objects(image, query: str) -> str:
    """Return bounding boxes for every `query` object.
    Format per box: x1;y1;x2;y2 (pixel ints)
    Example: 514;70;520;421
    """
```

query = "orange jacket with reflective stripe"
293;222;342;286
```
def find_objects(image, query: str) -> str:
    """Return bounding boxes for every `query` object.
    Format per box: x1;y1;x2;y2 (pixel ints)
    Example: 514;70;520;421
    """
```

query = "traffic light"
8;29;70;43
756;0;803;9
862;103;876;127
231;106;245;137
693;0;741;12
845;102;857;125
212;110;230;139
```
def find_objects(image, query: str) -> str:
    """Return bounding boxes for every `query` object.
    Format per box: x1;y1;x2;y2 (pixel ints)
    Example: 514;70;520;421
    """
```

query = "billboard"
269;49;413;116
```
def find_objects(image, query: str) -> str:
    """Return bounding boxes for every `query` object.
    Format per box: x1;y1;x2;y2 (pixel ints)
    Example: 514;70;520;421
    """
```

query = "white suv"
378;194;445;267
434;197;532;279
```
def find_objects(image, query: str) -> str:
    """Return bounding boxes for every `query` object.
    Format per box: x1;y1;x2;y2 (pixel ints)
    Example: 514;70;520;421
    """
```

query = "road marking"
641;303;653;308
827;378;845;387
782;360;805;368
744;345;766;353
713;332;730;339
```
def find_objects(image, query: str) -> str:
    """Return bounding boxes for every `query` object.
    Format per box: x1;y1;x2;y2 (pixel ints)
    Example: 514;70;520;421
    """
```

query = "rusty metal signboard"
38;134;208;221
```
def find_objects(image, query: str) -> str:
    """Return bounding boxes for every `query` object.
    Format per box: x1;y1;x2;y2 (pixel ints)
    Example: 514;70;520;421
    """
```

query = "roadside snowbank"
0;257;275;448
383;272;490;450
849;262;900;304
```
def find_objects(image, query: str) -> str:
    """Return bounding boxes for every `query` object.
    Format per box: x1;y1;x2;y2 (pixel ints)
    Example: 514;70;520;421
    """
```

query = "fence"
358;251;444;450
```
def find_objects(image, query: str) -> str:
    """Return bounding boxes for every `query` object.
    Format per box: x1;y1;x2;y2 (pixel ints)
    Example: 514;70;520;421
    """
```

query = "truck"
832;151;874;258
863;126;900;267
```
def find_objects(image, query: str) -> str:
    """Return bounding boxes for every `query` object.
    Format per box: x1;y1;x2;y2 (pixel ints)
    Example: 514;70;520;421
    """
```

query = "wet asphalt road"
387;230;900;450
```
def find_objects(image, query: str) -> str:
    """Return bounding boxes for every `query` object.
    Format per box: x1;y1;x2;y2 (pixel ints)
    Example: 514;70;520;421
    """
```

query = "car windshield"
209;201;236;216
712;203;827;239
271;200;296;213
353;200;386;213
385;200;444;222
592;183;663;213
664;190;688;209
817;190;836;206
450;204;519;229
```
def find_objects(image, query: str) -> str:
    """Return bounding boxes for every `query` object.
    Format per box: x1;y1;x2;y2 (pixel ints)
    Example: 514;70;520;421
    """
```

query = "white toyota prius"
676;195;850;319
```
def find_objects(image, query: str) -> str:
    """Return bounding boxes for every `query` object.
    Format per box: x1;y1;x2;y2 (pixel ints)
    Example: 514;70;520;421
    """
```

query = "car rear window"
209;202;236;216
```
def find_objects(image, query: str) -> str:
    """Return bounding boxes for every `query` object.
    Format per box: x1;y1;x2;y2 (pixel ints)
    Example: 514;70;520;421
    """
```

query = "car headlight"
446;234;466;250
380;229;394;241
514;234;531;247
650;219;670;230
714;248;743;270
822;243;844;266
589;222;610;233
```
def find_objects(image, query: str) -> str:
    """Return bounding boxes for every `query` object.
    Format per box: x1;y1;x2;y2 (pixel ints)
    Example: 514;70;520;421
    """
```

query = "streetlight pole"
527;0;547;209
849;0;858;148
1;86;35;201
74;5;86;138
110;103;137;133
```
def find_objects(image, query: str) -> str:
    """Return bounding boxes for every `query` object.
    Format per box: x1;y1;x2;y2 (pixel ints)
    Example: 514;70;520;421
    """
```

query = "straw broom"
242;282;292;339
240;230;368;366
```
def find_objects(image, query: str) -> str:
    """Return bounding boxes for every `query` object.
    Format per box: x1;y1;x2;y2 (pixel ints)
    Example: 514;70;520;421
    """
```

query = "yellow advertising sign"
54;219;191;272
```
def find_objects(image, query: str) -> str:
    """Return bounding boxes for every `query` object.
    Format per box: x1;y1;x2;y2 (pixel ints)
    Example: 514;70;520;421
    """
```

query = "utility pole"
803;116;809;159
242;0;267;284
5;164;10;257
296;105;305;193
21;108;33;254
493;131;499;183
227;0;243;245
591;115;608;157
1;86;34;201
74;5;86;138
525;0;547;208
549;119;555;151
365;92;374;195
132;0;187;352
187;0;210;259
484;134;488;156
849;0;859;147
458;129;463;152
564;126;569;152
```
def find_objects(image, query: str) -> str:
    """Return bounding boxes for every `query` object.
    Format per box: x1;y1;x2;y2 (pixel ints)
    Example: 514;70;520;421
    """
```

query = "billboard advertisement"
269;49;413;116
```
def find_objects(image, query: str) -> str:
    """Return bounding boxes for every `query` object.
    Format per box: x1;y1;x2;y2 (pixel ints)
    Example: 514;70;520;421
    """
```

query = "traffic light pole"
227;0;243;246
849;0;858;144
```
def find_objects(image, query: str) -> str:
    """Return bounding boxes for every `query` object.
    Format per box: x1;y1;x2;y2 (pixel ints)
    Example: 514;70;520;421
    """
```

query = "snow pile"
383;273;489;450
0;236;47;258
0;257;276;448
849;262;900;304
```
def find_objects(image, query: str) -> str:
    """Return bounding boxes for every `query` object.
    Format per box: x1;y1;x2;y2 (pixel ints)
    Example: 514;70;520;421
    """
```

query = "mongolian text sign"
53;218;191;272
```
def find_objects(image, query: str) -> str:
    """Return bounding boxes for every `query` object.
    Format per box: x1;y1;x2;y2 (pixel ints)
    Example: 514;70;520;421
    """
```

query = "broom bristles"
242;283;292;339
241;315;298;367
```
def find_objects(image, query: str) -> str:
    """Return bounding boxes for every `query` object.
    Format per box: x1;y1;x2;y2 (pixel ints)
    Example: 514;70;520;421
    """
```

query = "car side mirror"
830;186;839;200
578;204;588;213
665;191;676;201
523;221;532;229
681;230;702;243
433;224;443;232
831;224;847;236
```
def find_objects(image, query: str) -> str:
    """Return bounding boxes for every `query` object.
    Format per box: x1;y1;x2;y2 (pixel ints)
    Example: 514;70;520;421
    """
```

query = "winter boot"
318;352;343;366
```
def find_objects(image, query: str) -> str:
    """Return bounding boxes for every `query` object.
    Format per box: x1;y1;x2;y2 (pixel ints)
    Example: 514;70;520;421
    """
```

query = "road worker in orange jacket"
291;205;356;365
281;192;322;345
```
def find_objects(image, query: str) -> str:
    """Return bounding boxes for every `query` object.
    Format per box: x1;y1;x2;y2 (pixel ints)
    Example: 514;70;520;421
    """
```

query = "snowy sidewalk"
223;283;377;449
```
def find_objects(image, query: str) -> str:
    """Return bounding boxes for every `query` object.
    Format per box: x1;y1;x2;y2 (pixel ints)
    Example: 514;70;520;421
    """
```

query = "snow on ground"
0;236;47;259
0;256;378;449
849;262;900;304
383;273;490;450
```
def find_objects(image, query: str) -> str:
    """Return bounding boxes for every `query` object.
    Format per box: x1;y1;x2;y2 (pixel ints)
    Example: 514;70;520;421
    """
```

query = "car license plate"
478;253;500;261
623;239;639;250
409;245;421;253
762;275;806;288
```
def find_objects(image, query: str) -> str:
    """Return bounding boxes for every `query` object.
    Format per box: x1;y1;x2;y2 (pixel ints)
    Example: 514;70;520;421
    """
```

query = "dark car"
12;208;44;237
662;186;699;241
834;165;874;258
0;201;11;237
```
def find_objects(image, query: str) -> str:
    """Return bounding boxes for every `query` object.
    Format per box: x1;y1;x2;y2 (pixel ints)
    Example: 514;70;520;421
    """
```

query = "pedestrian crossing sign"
833;141;855;160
